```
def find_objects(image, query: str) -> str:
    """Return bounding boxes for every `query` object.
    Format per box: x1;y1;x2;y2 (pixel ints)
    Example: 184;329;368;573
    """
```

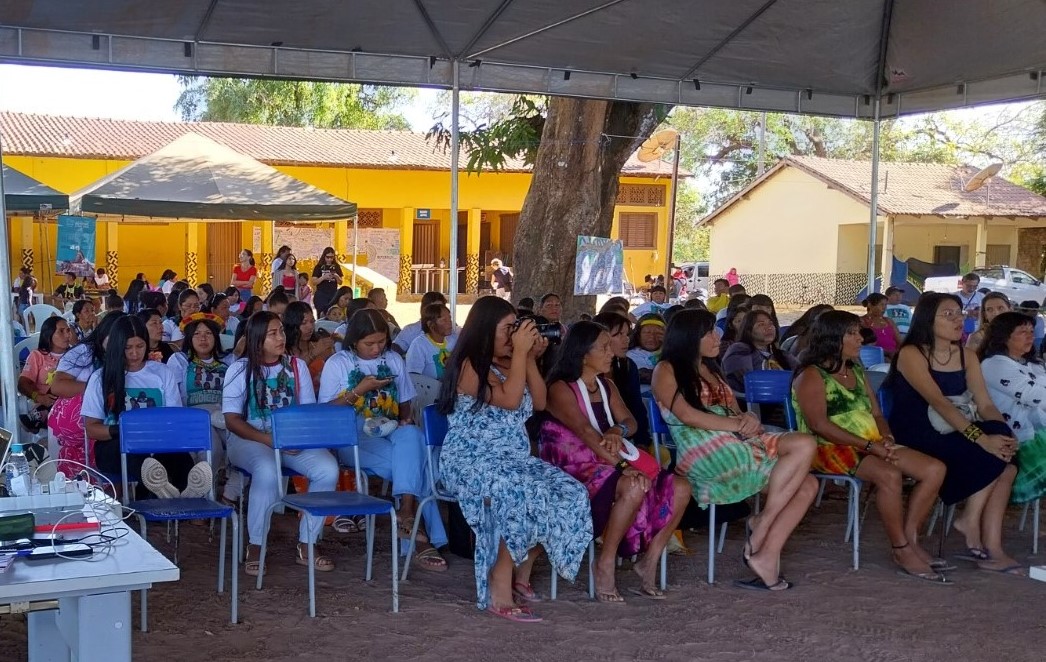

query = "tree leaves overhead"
175;77;414;130
426;95;547;173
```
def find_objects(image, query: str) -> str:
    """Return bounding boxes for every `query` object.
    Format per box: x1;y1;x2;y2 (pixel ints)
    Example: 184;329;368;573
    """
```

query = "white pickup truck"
924;266;1046;305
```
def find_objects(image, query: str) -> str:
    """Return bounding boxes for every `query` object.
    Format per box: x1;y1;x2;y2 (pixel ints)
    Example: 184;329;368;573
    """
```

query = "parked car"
924;266;1046;305
679;261;709;300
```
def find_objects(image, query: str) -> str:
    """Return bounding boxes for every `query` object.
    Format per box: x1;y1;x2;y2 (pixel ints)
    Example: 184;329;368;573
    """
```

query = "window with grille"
618;183;666;206
618;212;658;249
357;209;383;228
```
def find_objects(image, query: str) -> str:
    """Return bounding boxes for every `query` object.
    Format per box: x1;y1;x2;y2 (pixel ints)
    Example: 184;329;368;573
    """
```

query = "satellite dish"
637;129;679;162
964;162;1003;192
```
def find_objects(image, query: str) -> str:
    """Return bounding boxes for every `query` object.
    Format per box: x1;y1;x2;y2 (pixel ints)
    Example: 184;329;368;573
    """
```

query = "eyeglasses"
936;309;963;319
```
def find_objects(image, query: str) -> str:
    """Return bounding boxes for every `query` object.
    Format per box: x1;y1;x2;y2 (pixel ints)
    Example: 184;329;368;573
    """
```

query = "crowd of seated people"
32;257;1046;624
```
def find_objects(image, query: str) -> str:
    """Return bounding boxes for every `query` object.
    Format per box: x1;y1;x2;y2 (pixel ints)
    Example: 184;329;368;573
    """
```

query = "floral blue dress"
440;370;592;609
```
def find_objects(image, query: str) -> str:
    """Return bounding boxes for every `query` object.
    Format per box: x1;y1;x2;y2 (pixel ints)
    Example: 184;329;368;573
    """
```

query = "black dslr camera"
513;315;562;344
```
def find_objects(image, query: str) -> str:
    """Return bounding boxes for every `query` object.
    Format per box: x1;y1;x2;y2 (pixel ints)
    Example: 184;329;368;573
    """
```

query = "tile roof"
0;111;677;178
787;156;1046;217
702;156;1046;224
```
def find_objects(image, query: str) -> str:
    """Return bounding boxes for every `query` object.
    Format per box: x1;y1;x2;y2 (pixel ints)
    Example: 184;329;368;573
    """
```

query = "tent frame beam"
679;0;780;82
467;0;631;60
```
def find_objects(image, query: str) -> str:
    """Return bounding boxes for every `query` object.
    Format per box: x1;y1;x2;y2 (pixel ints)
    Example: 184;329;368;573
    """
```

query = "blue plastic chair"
742;370;797;429
401;404;453;580
647;397;719;585
858;345;885;368
118;407;238;629
256;404;399;616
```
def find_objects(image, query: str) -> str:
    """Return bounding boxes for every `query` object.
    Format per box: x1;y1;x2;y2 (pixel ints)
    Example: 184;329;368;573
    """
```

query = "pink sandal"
486;604;543;623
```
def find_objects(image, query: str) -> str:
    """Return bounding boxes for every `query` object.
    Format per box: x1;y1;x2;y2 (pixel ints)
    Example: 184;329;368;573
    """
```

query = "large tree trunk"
512;97;666;321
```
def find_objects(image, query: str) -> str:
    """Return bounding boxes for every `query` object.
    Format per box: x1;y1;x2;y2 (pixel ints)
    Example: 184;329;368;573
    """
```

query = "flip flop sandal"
296;545;335;572
398;516;428;544
978;564;1027;576
595;588;626;604
929;558;959;572
243;545;261;577
414;547;448;572
628;586;667;600
733;576;793;592
332;515;366;534
955;547;991;562
512;581;543;603
487;604;543;623
896;569;953;584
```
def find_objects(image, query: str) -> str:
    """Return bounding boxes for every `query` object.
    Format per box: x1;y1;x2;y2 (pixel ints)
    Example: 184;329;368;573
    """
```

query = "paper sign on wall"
574;236;625;295
55;215;96;277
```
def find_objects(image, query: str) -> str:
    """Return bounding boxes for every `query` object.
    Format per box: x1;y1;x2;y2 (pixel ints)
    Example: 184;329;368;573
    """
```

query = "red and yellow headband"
179;312;225;333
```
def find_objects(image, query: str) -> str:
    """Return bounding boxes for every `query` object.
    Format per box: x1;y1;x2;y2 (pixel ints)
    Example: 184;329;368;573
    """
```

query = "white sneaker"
140;458;180;499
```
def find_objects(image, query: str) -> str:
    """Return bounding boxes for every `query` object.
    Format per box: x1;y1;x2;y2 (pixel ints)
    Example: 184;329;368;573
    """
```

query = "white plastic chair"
1018;498;1041;554
13;333;40;369
315;320;341;334
22;304;63;334
409;373;441;432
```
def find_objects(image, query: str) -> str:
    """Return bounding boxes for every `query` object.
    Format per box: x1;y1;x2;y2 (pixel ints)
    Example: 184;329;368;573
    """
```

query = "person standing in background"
490;258;513;300
726;267;740;287
311;247;344;315
230;250;258;304
271;245;291;276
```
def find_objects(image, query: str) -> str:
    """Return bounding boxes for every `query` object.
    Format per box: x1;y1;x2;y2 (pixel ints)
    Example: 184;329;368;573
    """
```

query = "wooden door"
500;213;519;266
207;223;241;285
412;222;439;266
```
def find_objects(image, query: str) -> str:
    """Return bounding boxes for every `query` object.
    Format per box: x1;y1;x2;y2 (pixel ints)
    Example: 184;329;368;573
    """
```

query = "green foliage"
426;96;546;173
671;185;710;262
669;101;1046;208
175;77;413;129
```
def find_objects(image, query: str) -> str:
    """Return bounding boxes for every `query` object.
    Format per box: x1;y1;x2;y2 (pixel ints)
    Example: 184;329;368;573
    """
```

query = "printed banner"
574;236;625;295
55;214;96;277
273;224;333;263
347;228;401;283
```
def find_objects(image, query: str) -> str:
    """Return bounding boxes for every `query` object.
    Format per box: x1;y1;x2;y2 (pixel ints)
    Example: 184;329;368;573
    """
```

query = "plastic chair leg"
390;509;400;613
306;540;316;618
850;482;860;570
707;504;716;584
1034;499;1041;556
659;547;667;591
717;521;728;554
138;516;148;632
588;541;596;599
256;504;278;591
1020;502;1030;531
217;518;227;595
365;515;375;582
814;478;827;508
401;496;434;581
231;517;239;624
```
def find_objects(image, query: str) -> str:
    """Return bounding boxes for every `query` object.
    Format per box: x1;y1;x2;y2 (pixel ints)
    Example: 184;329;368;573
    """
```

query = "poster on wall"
273;224;334;263
55;214;97;277
347;228;401;283
574;236;625;295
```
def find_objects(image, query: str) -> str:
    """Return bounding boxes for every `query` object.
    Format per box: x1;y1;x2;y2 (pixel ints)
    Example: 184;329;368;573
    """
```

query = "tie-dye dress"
792;365;880;476
664;376;784;507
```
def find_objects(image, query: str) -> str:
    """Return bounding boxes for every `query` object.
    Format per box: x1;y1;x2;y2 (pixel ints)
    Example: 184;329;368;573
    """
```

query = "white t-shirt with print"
405;334;457;380
392;321;423;353
318;350;415;418
166;352;233;407
162;318;179;343
627;347;659;370
57;343;98;383
82;361;183;423
222;356;315;430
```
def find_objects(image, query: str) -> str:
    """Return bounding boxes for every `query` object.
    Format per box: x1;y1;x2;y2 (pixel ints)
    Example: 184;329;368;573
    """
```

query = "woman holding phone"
318;308;448;572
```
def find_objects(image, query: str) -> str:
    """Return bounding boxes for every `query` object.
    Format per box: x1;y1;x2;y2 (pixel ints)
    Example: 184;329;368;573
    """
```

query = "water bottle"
5;442;33;497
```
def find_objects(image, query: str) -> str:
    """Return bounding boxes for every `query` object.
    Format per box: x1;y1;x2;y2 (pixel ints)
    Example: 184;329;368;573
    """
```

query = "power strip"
0;490;86;513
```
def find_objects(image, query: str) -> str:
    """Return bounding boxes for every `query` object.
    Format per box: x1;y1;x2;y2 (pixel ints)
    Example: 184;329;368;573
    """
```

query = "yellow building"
701;156;1046;304
1;111;676;297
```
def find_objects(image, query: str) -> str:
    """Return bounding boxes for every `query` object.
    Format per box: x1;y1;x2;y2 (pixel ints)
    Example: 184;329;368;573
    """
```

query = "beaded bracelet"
962;423;984;442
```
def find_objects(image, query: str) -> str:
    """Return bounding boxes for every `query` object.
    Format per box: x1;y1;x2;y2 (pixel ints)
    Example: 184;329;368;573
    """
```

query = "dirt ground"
3;493;1046;662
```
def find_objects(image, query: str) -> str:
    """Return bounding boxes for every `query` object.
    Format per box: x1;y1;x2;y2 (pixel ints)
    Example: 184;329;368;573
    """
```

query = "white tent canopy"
0;1;1045;117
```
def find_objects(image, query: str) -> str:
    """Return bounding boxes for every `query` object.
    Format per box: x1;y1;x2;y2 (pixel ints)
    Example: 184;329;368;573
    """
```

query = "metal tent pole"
351;214;358;294
866;99;881;297
663;133;682;292
448;60;461;320
0;138;21;436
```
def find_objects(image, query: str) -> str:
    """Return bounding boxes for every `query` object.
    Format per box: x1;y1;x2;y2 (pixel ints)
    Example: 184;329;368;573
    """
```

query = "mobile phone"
25;543;93;560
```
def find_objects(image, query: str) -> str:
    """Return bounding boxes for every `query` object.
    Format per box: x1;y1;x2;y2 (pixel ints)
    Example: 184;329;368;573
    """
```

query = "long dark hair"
100;315;149;419
547;321;607;384
123;277;146;312
346;297;372;322
181;318;225;362
206;292;229;315
167;281;190;319
749;293;779;327
660;309;722;412
68;311;125;372
37;316;66;354
437;296;516;414
240;296;263;320
283;301;314;352
343;309;391;352
139;290;167;313
593;311;632;389
888;292;962;380
979;311;1038;363
795;310;861;376
782;304;834;341
240;311;292;419
722;304;750;343
196;283;215;307
333;286;353;308
159;269;176;283
737;309;790;367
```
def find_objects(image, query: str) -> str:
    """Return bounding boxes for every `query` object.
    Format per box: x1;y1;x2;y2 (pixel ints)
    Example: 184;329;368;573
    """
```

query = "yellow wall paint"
5;154;670;290
709;167;869;275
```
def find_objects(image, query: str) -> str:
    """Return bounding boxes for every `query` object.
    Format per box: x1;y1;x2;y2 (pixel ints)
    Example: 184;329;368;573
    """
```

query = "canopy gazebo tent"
1;0;1046;433
69;132;357;221
2;163;68;212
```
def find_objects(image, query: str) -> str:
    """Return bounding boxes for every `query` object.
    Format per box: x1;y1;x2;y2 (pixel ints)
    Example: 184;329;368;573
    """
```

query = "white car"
924;266;1046;305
